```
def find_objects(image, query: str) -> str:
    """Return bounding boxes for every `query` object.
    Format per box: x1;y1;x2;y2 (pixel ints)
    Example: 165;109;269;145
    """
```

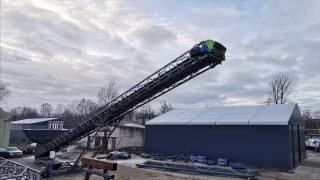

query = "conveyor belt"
35;49;226;158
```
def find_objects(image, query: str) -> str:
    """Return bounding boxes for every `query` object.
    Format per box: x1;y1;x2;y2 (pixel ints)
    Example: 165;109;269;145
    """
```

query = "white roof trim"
11;118;59;124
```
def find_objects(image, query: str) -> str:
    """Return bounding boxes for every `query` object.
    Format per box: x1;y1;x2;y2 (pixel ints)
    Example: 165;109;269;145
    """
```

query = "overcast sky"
1;0;320;112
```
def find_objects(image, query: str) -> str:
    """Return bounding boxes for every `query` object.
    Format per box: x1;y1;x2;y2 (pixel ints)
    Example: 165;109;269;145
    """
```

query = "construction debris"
206;160;217;165
140;153;151;158
230;162;248;169
136;161;259;180
217;158;228;166
81;156;117;171
195;156;206;164
107;151;131;160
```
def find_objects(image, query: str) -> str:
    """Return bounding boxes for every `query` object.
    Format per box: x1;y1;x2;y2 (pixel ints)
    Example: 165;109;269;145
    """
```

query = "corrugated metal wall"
31;122;48;129
63;120;77;128
299;123;306;160
289;124;299;169
10;130;31;142
9;120;77;142
146;125;298;170
288;105;306;169
10;124;32;142
30;120;76;129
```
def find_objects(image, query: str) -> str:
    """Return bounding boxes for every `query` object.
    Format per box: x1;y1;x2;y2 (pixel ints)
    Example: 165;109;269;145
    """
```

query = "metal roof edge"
145;108;187;125
286;103;298;124
11;118;59;124
215;121;250;125
188;121;216;125
165;121;191;125
247;104;265;124
248;121;288;125
145;122;166;125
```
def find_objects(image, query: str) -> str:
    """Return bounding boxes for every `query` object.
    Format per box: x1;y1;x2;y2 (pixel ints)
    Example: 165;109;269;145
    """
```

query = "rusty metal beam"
82;156;117;171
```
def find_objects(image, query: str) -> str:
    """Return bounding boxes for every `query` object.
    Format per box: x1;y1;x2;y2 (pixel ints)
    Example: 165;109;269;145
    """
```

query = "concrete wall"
113;126;145;149
0;109;12;147
80;126;145;150
145;125;292;170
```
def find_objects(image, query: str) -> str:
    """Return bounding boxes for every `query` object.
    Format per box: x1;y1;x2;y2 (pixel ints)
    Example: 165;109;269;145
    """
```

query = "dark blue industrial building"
10;118;76;142
145;103;306;170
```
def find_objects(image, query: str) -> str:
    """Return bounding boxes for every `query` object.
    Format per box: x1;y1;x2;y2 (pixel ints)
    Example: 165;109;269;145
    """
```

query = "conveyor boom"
35;49;225;158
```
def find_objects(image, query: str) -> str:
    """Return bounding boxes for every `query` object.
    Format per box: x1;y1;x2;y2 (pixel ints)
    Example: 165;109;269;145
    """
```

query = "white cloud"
1;0;320;112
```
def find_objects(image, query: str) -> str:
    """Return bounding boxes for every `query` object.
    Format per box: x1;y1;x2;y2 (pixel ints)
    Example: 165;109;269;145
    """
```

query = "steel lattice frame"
0;157;41;180
35;49;225;158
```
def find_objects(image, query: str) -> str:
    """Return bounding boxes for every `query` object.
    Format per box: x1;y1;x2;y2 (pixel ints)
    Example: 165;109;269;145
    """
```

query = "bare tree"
77;98;98;118
40;103;53;117
146;103;156;120
77;98;87;117
97;78;119;106
136;103;156;125
124;111;136;121
265;72;296;104
57;98;98;122
0;81;11;104
301;106;313;120
314;110;320;119
68;99;80;115
11;107;23;120
159;100;173;114
62;108;74;121
11;106;39;120
85;99;98;115
55;104;65;116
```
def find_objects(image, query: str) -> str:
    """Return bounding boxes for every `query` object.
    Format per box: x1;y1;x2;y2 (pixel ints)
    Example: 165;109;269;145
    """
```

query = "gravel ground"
9;150;320;180
55;165;208;180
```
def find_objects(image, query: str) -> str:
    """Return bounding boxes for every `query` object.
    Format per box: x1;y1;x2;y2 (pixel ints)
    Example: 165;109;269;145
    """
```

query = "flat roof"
146;103;299;125
119;121;145;128
11;118;59;125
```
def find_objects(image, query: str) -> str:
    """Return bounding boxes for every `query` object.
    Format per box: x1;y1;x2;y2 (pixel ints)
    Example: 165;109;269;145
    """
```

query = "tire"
40;170;50;178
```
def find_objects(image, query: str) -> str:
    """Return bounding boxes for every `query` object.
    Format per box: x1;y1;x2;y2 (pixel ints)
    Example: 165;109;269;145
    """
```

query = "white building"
79;121;145;151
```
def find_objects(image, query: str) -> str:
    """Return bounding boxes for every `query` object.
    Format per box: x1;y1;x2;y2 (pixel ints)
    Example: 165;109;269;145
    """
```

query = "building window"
11;124;23;130
314;125;317;129
48;121;64;130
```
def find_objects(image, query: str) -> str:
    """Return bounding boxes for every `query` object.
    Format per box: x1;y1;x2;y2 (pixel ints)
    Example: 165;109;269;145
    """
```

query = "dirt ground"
53;165;208;180
10;149;320;180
